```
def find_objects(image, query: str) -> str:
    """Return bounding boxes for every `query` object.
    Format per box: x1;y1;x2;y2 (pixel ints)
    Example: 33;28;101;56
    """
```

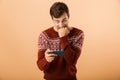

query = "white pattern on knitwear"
38;32;84;51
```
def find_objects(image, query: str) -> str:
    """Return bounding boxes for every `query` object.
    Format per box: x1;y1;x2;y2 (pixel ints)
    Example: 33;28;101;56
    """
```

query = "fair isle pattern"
68;32;84;49
38;32;84;51
38;32;48;50
38;32;60;51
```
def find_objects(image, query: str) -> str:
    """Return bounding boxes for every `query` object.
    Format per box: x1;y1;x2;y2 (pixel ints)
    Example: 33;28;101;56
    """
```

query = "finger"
50;49;53;52
45;49;50;54
48;57;55;61
49;58;54;62
49;54;57;57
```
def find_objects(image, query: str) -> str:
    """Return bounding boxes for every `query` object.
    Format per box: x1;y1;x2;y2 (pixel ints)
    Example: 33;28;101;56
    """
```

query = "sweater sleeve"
37;33;50;71
60;32;84;65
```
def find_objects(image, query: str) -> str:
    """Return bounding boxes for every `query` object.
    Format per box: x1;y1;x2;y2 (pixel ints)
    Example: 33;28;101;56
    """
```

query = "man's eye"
63;19;67;22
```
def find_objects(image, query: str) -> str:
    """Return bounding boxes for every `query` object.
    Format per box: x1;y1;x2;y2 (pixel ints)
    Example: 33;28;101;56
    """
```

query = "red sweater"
37;27;84;80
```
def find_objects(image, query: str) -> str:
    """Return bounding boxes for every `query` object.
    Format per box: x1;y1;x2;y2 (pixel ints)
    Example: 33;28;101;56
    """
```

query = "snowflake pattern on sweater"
38;31;84;51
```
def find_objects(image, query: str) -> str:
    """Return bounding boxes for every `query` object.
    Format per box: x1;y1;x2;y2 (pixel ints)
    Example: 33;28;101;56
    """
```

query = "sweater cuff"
59;36;69;50
42;58;50;70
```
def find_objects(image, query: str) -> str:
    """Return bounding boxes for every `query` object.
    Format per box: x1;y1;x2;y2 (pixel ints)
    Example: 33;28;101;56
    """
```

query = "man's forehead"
53;13;68;20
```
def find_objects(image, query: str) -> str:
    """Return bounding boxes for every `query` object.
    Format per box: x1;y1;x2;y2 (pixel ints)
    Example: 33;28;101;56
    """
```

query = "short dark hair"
50;2;69;19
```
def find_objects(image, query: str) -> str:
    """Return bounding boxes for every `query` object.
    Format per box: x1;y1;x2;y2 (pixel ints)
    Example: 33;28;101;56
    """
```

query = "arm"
37;50;50;71
37;33;50;71
60;32;84;65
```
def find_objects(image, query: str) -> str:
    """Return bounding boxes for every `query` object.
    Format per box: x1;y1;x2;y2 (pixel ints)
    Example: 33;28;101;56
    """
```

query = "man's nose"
59;22;64;28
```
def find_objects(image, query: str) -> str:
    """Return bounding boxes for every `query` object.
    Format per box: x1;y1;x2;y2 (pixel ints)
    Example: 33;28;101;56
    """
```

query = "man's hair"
50;2;69;19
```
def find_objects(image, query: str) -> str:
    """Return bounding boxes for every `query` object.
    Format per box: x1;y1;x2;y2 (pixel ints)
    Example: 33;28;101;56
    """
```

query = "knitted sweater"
37;27;84;80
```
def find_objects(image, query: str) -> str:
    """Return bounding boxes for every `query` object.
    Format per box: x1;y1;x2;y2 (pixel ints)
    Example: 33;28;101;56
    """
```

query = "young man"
37;2;84;80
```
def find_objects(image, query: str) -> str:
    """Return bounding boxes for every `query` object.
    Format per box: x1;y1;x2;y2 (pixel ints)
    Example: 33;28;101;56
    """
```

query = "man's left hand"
58;27;70;37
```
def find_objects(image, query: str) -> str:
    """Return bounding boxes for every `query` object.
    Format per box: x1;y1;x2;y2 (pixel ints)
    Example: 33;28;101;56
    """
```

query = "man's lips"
58;26;67;29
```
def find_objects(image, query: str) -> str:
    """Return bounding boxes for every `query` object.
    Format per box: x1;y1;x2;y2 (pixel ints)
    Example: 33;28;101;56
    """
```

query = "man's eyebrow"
63;18;67;20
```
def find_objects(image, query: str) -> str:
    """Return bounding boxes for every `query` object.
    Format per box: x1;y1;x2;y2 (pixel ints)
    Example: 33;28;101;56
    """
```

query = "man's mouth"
58;26;67;29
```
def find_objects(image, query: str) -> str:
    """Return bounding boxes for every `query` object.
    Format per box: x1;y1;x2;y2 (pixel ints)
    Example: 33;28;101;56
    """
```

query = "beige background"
0;0;120;80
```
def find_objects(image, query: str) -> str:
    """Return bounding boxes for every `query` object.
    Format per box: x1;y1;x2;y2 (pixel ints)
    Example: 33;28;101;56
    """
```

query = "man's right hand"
45;49;57;63
58;27;70;37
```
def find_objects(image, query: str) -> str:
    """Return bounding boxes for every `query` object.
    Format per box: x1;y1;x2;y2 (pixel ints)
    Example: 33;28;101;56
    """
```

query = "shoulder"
69;27;84;37
39;27;58;39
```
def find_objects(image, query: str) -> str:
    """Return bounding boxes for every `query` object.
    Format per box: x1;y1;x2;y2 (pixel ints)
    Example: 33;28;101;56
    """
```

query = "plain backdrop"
0;0;120;80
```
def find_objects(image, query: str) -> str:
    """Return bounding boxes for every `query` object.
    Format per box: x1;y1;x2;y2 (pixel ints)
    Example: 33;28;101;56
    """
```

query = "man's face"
52;13;69;29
